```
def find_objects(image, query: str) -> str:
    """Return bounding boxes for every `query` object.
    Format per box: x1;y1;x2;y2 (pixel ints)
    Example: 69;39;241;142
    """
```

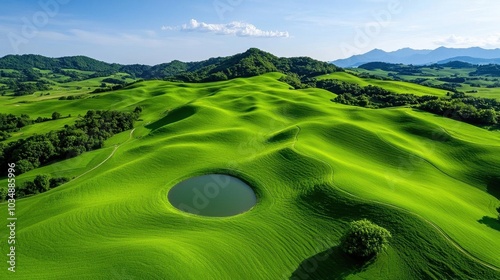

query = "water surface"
168;174;257;217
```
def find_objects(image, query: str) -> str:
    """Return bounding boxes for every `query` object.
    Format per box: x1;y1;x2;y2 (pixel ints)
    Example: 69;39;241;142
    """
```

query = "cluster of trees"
470;64;500;77
0;68;53;95
358;72;393;81
101;77;126;85
437;77;466;83
316;79;391;96
91;80;142;93
6;80;51;96
53;68;89;82
418;99;498;125
0;68;41;81
432;82;461;92
1;174;70;200
59;94;86;100
0;113;31;140
0;108;141;175
278;73;309;89
315;79;438;108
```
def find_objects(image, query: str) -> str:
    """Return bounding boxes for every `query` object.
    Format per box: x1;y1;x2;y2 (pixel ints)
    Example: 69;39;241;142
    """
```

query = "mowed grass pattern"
1;73;499;279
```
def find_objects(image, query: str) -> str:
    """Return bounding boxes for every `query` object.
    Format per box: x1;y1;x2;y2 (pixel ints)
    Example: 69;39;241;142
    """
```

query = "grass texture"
0;73;499;279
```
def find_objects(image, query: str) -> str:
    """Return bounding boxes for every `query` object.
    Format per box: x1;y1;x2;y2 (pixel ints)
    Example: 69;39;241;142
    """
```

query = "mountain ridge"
332;47;500;67
0;48;341;82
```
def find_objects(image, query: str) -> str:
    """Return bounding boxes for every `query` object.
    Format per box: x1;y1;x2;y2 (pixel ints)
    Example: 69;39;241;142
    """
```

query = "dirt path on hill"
73;128;136;181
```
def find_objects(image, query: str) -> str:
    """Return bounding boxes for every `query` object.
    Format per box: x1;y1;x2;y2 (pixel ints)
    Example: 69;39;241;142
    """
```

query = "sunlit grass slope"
0;73;499;279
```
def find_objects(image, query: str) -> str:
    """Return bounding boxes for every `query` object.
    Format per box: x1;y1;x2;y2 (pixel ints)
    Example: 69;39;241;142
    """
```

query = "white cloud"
163;19;289;38
434;34;500;48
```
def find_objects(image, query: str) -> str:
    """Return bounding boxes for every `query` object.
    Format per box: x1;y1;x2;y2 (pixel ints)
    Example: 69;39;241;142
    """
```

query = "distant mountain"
332;47;500;67
0;48;341;82
436;56;500;65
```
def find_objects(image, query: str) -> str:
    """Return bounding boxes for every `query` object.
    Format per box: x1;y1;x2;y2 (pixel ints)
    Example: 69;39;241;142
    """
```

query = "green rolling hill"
1;69;499;279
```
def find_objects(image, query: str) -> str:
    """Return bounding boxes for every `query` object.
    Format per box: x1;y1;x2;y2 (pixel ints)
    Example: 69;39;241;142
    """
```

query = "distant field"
349;67;500;100
317;72;449;96
0;68;136;97
0;73;499;279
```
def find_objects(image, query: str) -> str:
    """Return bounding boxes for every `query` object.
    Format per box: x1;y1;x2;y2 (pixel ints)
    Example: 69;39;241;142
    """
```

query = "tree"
34;174;51;193
24;181;38;195
52;111;61;120
16;159;34;174
49;177;70;188
340;219;392;259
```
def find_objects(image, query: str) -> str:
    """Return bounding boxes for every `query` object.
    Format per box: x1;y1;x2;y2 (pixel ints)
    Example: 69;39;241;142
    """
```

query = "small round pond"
168;174;257;217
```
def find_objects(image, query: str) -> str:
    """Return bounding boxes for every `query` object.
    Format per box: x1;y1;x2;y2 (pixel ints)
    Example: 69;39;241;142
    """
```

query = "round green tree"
340;219;392;259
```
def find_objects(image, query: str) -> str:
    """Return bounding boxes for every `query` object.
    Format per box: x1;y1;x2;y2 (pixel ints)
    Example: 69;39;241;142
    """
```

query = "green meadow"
1;73;499;279
317;72;449;97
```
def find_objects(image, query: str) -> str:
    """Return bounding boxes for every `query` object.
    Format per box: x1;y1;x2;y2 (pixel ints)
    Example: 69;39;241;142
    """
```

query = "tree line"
0;112;68;141
0;174;70;201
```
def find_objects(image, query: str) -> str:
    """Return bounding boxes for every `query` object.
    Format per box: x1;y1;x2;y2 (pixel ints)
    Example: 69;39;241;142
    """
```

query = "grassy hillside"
317;72;449;97
1;73;499;279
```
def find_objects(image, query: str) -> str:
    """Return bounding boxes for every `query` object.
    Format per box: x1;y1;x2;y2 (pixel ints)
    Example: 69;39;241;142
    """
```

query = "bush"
49;177;70;189
34;174;50;193
340;219;392;259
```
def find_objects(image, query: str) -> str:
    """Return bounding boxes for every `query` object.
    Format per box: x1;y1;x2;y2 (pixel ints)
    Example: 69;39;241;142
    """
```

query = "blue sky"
1;0;500;65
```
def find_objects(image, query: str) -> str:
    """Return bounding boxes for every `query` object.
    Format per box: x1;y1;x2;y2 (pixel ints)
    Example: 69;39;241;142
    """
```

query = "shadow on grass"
145;105;196;130
290;246;373;280
486;176;500;200
478;216;500;231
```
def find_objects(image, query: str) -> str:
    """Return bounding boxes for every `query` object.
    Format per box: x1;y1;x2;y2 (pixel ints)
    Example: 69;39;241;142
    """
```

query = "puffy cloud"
163;19;289;38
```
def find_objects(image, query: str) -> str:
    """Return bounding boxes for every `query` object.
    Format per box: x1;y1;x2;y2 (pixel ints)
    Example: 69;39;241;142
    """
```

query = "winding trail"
290;124;500;272
73;128;136;181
